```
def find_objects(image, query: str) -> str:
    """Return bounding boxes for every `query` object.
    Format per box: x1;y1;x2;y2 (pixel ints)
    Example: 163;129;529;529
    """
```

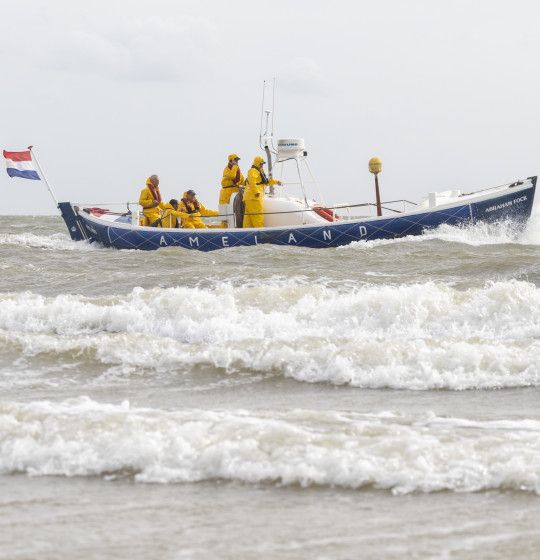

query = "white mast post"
28;145;59;208
295;156;309;208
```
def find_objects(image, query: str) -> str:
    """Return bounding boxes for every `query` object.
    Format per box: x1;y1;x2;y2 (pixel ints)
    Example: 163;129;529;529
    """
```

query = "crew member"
243;156;281;228
219;154;244;227
179;190;219;228
139;175;165;226
158;199;185;228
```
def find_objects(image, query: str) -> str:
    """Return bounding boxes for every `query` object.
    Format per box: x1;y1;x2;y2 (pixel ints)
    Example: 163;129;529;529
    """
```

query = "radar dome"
277;138;306;159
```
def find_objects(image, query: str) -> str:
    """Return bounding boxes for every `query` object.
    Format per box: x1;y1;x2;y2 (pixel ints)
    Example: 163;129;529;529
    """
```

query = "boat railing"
76;202;138;212
75;198;420;221
72;177;531;221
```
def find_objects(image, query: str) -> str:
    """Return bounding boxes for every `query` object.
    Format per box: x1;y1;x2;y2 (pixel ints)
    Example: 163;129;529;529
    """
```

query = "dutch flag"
3;149;40;180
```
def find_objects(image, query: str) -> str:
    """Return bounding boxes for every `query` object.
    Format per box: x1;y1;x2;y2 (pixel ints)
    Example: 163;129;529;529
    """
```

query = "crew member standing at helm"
219;154;244;227
243;156;280;228
139;174;165;226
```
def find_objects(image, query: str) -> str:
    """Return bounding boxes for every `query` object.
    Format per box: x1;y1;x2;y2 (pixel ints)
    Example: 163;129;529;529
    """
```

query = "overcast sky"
1;0;539;214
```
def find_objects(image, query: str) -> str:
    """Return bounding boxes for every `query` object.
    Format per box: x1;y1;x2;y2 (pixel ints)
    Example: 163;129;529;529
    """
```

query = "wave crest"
0;280;539;390
1;398;539;493
0;232;101;251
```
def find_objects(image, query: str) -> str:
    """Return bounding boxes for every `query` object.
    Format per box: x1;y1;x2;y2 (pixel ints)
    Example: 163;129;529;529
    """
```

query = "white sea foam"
521;201;540;244
340;204;540;249
0;280;538;390
1;397;539;493
0;232;101;251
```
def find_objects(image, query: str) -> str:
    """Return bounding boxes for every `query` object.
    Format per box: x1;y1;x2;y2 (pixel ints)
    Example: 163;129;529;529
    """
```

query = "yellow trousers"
243;200;264;228
143;209;161;226
183;220;207;229
219;186;239;205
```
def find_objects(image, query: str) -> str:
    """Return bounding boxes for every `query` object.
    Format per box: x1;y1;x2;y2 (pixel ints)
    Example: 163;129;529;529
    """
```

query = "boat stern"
58;202;90;241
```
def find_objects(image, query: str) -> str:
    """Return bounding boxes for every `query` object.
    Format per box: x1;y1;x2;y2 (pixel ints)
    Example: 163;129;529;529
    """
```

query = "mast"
28;145;59;207
260;80;276;196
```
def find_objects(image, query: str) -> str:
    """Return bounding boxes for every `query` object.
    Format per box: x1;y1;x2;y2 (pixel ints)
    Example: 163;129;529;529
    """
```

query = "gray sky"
1;0;539;214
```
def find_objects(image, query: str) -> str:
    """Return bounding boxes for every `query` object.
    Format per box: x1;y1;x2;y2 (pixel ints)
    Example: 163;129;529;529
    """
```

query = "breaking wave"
0;279;538;390
0;232;101;252
1;397;539;493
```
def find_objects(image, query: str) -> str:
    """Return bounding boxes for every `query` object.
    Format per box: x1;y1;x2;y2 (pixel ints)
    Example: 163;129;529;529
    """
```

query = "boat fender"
313;206;339;222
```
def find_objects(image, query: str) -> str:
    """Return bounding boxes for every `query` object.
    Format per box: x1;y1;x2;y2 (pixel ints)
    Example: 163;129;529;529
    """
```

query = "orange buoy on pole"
369;157;383;217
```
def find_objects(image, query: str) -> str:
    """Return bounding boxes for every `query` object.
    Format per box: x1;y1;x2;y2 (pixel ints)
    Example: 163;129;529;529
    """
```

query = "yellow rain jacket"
158;203;186;228
219;164;245;204
139;178;166;226
243;163;278;228
179;193;219;229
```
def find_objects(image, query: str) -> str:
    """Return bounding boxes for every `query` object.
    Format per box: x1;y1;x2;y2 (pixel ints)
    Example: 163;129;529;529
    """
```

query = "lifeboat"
55;105;538;251
59;174;536;251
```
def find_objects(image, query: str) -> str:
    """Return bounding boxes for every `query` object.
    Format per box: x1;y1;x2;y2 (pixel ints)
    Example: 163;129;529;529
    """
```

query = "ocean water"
0;209;539;559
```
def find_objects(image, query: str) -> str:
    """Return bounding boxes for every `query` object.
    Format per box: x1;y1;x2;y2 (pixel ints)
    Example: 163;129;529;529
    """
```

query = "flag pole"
28;145;59;207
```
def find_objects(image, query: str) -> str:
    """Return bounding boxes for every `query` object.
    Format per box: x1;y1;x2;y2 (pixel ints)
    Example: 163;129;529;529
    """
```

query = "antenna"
264;110;271;136
271;77;276;136
258;79;279;154
259;80;266;150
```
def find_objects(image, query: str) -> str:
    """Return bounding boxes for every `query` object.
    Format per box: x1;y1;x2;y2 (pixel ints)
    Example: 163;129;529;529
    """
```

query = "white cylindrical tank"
262;196;327;227
277;138;306;160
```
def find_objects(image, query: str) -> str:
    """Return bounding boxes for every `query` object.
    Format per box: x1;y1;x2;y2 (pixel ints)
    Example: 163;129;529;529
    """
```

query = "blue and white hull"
59;177;536;251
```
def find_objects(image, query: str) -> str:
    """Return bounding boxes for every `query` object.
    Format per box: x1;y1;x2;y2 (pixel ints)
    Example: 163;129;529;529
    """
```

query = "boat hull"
60;179;536;251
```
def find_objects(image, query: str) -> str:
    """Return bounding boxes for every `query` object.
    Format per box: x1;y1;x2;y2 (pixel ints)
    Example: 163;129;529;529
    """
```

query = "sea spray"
340;212;540;250
0;232;102;252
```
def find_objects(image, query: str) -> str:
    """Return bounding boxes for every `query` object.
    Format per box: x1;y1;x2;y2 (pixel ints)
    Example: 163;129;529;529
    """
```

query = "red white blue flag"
3;150;40;180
